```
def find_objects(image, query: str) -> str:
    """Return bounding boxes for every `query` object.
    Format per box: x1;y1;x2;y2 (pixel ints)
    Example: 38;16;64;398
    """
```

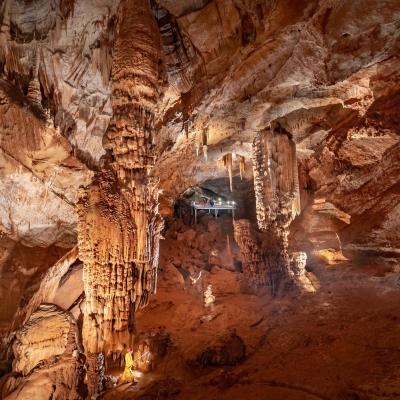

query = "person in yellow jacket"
120;347;135;383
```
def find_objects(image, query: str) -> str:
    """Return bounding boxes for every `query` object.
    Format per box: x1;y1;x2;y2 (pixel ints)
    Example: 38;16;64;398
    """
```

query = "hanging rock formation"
77;0;166;395
223;153;234;192
252;124;305;293
238;155;246;180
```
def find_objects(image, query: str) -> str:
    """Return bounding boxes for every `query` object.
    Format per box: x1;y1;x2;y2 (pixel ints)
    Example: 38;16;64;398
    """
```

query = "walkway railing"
192;203;236;223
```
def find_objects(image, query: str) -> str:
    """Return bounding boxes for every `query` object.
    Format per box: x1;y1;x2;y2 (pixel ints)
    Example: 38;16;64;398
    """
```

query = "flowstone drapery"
77;0;166;395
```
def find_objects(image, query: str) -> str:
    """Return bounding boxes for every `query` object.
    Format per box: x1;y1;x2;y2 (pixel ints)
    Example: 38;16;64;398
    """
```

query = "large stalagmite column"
233;219;269;290
77;0;166;395
252;124;301;294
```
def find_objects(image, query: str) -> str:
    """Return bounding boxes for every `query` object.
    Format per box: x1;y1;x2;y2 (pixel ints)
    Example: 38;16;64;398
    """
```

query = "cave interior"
0;0;400;399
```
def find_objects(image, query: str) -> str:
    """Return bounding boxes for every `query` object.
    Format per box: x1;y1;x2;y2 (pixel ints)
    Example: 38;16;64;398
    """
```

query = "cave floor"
102;259;400;400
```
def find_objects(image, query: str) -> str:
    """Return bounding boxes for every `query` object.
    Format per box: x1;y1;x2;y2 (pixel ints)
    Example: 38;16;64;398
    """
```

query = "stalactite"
238;155;245;180
202;144;208;161
252;124;304;293
223;153;233;192
195;128;208;160
27;44;43;109
77;0;166;395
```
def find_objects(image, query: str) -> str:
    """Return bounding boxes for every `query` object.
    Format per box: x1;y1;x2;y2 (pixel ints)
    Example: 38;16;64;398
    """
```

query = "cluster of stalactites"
221;153;246;192
252;127;300;232
77;171;163;354
103;0;166;173
233;219;269;289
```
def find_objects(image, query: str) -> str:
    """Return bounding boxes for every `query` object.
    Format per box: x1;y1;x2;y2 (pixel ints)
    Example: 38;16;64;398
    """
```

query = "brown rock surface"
2;304;85;400
12;304;78;376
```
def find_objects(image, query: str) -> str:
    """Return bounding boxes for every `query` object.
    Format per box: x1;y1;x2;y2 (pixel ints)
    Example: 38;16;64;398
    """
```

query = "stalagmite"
223;153;233;192
252;123;305;294
289;252;317;293
204;285;215;309
77;0;166;396
233;219;269;290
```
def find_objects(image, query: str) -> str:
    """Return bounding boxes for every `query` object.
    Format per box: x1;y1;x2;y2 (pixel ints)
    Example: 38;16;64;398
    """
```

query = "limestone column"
77;0;166;396
252;124;301;294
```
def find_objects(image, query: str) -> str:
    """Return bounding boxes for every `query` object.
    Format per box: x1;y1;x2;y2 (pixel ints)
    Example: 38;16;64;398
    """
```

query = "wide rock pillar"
77;0;166;396
252;124;301;294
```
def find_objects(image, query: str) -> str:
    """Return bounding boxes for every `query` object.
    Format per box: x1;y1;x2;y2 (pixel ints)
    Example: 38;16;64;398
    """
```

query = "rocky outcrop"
12;247;80;328
13;305;79;376
0;0;118;248
0;83;91;247
292;199;351;265
2;305;85;400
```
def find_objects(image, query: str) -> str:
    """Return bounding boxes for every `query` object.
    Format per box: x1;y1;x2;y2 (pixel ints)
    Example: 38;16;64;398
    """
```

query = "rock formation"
291;198;351;265
76;0;166;395
3;304;85;400
0;0;399;398
252;124;304;293
233;219;269;290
